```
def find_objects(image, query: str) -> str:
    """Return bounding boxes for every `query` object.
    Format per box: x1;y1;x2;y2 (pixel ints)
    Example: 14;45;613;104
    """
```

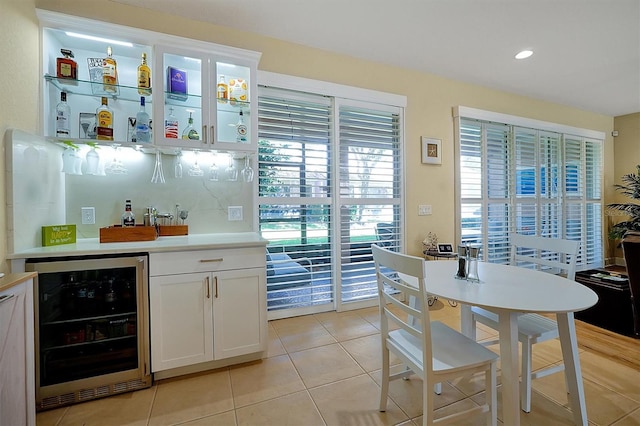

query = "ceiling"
112;0;640;117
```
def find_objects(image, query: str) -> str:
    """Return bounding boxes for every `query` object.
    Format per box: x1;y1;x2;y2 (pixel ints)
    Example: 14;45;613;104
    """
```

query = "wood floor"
575;319;640;371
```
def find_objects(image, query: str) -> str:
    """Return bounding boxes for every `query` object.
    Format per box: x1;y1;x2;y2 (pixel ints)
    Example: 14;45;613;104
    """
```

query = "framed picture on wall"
421;137;442;165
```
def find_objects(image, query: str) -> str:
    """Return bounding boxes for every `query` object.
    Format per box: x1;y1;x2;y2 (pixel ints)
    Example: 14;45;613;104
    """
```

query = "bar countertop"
8;232;268;260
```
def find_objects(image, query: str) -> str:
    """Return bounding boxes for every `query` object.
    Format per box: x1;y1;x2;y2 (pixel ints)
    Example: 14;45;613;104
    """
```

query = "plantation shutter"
337;101;402;304
457;112;604;270
258;88;333;311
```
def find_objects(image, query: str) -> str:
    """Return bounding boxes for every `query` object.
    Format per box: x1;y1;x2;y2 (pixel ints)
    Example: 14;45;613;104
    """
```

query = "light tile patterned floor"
37;302;640;426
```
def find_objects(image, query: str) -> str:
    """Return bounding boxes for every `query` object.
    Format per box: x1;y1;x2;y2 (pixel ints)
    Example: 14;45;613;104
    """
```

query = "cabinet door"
153;45;211;149
0;280;34;426
149;273;213;372
213;268;266;359
153;45;257;151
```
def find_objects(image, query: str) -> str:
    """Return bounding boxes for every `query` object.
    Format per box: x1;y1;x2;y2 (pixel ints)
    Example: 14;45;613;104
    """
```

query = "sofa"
266;250;313;291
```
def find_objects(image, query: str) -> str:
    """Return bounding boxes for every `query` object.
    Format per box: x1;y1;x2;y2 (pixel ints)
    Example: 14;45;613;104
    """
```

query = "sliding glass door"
258;87;403;318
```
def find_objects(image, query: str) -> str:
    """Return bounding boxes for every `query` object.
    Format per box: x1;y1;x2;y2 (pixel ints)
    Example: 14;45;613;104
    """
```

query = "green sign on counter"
42;225;76;246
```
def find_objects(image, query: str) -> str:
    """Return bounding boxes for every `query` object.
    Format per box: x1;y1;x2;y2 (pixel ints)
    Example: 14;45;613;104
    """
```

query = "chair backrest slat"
510;233;579;280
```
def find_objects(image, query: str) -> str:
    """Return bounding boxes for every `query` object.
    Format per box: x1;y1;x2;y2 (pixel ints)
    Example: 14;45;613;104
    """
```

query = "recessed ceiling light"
515;50;533;60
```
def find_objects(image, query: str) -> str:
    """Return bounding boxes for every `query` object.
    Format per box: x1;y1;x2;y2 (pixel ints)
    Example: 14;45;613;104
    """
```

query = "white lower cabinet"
149;248;266;373
0;275;35;426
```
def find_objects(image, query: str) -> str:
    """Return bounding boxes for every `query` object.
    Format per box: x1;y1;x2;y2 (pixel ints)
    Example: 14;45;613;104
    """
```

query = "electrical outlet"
81;207;96;224
228;206;243;221
418;204;432;216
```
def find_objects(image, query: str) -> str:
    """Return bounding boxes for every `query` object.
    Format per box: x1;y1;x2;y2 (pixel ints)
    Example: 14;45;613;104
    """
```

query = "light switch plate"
81;207;96;224
228;206;243;221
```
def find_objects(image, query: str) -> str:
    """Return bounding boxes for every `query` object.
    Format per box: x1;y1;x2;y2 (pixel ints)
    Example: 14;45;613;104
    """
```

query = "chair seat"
388;321;498;374
471;306;559;342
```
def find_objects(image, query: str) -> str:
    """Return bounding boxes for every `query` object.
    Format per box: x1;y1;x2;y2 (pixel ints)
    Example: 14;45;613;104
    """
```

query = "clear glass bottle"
121;199;135;227
164;107;179;139
217;75;228;103
135;96;151;143
102;46;117;93
181;111;200;140
236;109;248;143
96;97;114;141
137;52;151;96
55;92;71;138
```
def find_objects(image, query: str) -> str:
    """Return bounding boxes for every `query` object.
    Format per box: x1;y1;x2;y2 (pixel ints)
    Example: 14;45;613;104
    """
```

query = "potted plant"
607;164;640;239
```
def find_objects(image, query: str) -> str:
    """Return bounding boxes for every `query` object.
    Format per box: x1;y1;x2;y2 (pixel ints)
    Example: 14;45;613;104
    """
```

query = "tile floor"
37;301;640;425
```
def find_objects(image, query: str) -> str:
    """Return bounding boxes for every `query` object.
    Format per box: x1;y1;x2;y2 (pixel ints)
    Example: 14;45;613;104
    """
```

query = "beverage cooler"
26;253;151;411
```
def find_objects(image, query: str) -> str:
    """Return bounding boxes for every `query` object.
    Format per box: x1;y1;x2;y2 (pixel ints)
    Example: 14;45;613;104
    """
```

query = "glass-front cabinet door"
153;45;257;151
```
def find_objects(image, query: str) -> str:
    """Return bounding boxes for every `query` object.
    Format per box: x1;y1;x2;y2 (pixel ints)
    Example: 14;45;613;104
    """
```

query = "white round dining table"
423;260;598;426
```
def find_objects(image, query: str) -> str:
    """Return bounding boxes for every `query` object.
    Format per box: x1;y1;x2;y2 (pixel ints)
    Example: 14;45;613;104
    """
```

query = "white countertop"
8;232;268;259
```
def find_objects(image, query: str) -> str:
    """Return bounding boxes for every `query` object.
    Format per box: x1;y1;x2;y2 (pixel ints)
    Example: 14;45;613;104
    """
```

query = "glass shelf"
45;74;153;103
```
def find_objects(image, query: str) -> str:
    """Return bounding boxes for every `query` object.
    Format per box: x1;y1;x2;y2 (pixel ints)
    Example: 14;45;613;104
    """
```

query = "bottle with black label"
121;199;135;227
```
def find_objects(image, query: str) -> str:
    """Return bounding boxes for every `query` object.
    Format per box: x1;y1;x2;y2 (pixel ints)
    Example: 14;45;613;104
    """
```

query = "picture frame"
437;243;454;254
421;137;442;165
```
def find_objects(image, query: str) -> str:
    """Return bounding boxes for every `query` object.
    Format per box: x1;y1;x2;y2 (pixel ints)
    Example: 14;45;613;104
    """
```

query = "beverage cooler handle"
210;125;215;145
0;294;15;304
214;276;219;298
206;276;210;299
202;125;207;144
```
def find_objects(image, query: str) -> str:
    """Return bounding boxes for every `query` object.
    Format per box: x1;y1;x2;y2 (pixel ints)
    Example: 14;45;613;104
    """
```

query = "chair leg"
487;363;497;426
379;347;390;412
521;339;533;413
433;382;442;395
423;378;435;426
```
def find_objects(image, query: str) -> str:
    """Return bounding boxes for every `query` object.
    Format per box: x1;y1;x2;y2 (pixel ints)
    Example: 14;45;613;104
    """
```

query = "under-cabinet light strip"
65;31;134;47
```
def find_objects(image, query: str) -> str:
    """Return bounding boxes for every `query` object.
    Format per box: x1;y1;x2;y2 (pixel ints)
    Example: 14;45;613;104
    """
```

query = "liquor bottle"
236;109;248;143
104;278;118;312
56;48;78;82
121;199;135;227
217;75;228;103
181;112;200;140
137;52;151;96
135;96;151;143
102;46;118;93
96;97;114;141
55;92;71;138
164;107;178;139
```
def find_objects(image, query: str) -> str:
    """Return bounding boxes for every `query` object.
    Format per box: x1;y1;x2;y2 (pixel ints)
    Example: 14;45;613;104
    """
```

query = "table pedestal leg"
498;310;520;426
557;312;588;426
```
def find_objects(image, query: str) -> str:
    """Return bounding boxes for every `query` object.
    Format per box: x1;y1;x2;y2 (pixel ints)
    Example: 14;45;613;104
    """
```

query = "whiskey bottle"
217;75;228;103
55;92;71;138
102;46;118;93
137;52;151;96
121;199;135;227
135;97;151;143
181;112;200;140
96;97;114;141
235;109;248;143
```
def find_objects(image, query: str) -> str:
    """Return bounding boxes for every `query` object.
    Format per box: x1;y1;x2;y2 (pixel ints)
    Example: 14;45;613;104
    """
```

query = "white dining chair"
469;233;580;413
372;244;498;426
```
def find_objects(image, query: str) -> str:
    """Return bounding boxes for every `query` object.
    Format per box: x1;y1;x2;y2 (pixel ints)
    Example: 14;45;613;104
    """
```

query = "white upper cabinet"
38;9;260;151
154;45;257;151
